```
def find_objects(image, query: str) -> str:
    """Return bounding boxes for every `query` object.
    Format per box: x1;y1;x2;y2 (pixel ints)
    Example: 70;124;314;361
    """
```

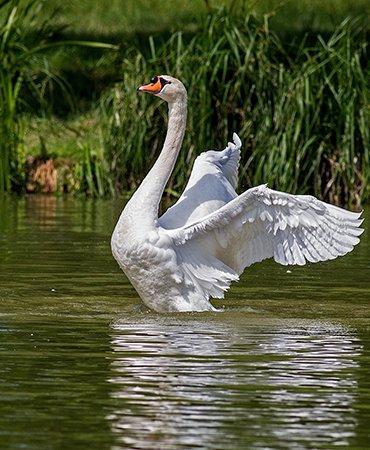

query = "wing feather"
159;134;241;229
166;185;363;277
217;132;241;189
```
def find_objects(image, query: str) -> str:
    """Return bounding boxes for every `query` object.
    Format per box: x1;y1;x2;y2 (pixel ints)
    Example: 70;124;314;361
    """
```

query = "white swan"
111;75;364;312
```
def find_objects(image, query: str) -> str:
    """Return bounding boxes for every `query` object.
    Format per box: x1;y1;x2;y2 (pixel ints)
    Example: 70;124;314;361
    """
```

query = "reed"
76;143;114;197
100;9;368;205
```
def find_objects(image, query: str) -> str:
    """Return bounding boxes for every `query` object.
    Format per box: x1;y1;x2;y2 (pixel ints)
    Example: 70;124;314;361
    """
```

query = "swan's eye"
150;76;158;84
159;77;171;87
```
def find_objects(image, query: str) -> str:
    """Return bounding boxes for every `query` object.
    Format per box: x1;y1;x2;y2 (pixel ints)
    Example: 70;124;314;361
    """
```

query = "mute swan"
111;75;364;312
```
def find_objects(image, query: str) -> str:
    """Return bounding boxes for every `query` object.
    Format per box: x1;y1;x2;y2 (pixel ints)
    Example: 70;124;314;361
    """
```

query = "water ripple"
108;319;361;449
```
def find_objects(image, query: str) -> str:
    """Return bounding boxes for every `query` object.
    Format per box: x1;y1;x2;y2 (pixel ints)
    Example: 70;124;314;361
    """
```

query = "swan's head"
138;75;186;103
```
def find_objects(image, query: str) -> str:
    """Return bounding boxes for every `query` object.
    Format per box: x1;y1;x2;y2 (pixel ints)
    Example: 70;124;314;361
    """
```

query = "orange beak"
138;78;162;94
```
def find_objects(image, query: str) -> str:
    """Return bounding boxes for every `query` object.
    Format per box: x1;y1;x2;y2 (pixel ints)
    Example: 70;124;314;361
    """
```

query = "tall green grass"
1;1;28;191
0;0;116;194
0;0;68;192
100;9;369;205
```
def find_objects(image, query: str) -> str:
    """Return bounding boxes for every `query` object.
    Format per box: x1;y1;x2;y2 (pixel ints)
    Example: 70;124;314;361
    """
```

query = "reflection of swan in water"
107;320;229;449
250;322;361;446
107;318;361;449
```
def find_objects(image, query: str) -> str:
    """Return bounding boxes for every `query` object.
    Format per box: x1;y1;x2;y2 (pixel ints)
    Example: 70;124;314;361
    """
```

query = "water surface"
0;196;369;449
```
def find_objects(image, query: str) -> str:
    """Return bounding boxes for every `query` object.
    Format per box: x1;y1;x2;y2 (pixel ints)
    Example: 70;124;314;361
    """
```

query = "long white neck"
123;95;187;227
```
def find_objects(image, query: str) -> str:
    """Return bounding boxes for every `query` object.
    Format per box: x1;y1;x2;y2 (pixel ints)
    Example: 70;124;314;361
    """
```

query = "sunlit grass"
41;0;370;36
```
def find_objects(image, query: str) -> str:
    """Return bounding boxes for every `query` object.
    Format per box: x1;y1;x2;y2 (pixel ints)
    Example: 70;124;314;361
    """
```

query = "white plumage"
111;75;363;312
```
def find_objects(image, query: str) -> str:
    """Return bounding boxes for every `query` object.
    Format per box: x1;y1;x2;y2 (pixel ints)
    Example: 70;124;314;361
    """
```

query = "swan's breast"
112;228;180;283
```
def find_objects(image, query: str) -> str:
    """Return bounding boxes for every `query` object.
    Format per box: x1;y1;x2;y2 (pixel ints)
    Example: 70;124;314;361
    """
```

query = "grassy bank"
1;0;369;205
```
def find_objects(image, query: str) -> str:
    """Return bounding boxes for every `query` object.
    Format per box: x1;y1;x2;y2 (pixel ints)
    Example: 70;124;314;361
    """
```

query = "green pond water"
0;195;369;450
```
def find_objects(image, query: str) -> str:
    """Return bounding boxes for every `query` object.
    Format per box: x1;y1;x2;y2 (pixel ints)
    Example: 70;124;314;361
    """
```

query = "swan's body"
111;75;363;312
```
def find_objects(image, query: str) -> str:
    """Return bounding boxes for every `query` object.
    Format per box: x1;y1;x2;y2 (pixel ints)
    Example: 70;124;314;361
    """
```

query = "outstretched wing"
165;185;363;300
159;133;241;229
204;132;241;189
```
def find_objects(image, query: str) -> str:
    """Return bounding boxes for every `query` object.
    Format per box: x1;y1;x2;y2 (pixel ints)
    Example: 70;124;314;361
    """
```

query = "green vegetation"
41;0;370;36
0;0;369;204
100;13;369;205
0;0;115;194
0;0;54;192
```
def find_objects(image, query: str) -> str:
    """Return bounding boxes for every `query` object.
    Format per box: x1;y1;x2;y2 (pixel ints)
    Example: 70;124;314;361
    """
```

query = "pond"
0;195;369;449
